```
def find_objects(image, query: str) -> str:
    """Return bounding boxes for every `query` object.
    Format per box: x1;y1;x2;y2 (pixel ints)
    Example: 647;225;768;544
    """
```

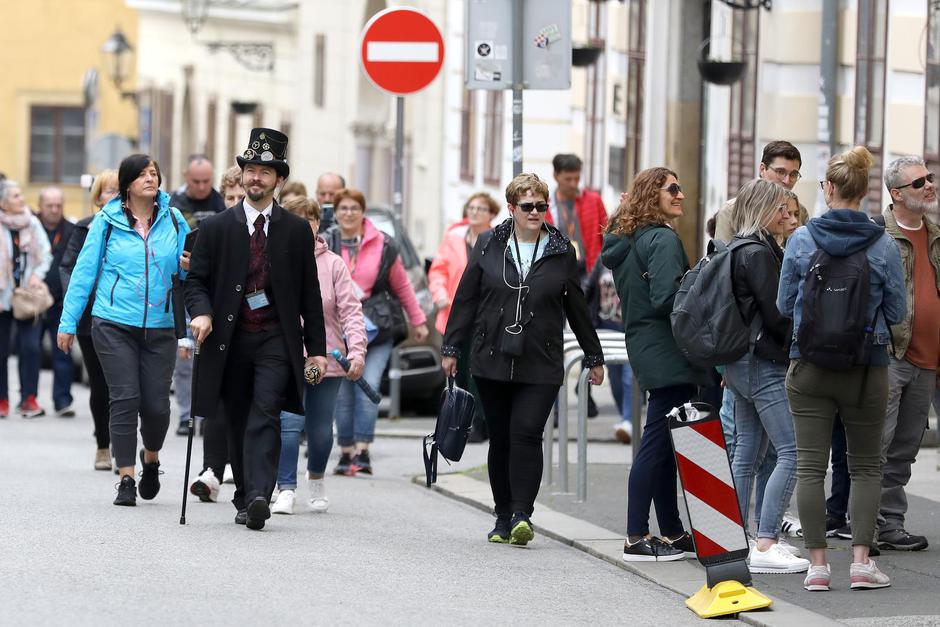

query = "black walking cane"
180;342;200;525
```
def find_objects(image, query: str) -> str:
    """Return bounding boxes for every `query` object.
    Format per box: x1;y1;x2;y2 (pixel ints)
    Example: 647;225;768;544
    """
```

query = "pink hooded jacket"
315;236;368;378
339;218;426;327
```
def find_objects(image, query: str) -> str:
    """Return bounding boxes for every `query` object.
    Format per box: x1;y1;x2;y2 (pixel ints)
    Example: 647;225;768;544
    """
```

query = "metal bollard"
576;367;591;502
388;347;402;420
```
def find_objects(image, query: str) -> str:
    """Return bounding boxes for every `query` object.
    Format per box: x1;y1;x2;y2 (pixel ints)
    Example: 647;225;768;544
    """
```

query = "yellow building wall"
0;0;138;217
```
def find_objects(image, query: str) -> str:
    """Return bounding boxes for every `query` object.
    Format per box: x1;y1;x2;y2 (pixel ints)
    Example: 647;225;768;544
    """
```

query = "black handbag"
423;377;476;487
361;235;408;345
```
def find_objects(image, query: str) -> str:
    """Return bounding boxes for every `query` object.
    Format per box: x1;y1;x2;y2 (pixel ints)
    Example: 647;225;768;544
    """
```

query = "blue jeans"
720;387;736;460
276;377;344;489
725;354;797;540
626;384;696;537
0;311;42;401
41;305;73;410
608;363;634;423
334;340;393;446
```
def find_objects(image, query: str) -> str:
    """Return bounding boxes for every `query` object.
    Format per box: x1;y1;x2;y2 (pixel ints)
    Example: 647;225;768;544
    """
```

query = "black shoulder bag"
423;376;476;487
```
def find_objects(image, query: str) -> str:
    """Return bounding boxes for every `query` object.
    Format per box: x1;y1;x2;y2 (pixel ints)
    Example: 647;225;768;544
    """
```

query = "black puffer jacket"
730;233;791;364
442;219;603;385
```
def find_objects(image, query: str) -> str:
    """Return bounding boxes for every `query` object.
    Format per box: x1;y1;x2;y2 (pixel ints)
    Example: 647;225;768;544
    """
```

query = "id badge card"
246;289;270;310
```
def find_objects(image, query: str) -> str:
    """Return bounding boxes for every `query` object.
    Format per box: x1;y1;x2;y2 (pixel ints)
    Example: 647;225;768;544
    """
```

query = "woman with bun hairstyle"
778;146;906;591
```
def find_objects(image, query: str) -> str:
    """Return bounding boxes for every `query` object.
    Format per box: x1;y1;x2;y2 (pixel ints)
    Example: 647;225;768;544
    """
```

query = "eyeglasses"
466;204;491;213
516;201;549;213
335;204;364;214
894;172;935;190
769;167;802;181
661;183;682;197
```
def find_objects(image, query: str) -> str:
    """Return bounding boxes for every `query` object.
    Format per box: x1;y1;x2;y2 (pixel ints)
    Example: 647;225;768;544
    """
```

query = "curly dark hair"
605;167;678;236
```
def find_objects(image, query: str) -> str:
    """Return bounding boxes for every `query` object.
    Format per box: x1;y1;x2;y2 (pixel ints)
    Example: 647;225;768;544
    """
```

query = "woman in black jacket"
725;178;808;574
59;169;118;471
441;173;604;546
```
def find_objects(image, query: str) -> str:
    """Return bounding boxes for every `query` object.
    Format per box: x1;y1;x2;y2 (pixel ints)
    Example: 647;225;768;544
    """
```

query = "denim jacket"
776;209;906;362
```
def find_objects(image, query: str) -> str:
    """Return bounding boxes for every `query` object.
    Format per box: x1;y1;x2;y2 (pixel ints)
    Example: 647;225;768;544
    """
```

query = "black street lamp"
101;27;137;101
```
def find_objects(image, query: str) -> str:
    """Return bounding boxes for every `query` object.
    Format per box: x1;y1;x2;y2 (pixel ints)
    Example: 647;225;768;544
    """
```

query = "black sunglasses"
894;172;935;190
516;201;550;213
661;183;682;197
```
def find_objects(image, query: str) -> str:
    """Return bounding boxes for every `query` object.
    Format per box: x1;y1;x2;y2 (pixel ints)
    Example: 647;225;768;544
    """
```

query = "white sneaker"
804;564;831;591
189;469;220;503
222;464;235;484
781;512;803;538
270;486;280;503
614;421;632;444
748;542;810;574
850;559;891;590
308;478;329;513
777;537;802;557
271;489;295;515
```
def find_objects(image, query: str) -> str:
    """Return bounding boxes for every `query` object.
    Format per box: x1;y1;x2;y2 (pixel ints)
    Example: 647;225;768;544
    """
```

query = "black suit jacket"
184;201;326;417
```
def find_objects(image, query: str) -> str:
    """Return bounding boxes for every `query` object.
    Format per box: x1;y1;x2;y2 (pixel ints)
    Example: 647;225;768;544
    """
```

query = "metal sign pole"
511;0;524;176
393;95;405;219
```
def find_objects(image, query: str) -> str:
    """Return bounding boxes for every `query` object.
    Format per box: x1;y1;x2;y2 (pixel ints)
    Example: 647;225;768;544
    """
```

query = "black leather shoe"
234;509;247;525
246;496;270;530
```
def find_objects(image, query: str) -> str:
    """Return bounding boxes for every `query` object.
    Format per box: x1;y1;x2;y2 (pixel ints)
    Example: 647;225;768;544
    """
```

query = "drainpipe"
817;0;838;216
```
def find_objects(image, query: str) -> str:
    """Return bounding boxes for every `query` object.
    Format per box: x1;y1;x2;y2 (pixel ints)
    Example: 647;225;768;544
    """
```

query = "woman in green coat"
602;167;709;562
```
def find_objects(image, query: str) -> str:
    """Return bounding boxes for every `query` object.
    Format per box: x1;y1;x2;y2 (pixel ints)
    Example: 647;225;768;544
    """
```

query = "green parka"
601;224;709;391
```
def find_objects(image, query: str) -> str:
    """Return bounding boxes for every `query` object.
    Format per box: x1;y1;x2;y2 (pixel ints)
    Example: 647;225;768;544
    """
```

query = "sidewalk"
404;393;940;625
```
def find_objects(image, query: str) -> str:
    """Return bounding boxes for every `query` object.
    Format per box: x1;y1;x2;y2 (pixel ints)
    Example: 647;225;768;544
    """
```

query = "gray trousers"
92;318;177;468
878;357;935;532
173;350;193;425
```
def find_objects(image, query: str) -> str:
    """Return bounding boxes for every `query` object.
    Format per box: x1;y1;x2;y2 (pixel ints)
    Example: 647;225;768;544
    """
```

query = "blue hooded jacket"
59;191;190;334
776;208;906;362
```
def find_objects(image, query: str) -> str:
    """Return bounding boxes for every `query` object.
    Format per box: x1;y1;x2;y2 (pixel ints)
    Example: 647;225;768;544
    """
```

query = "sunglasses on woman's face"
894;172;936;190
661;183;682;197
516;201;550;213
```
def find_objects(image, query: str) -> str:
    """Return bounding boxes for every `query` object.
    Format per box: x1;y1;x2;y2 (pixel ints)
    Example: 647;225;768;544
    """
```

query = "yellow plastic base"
685;581;773;618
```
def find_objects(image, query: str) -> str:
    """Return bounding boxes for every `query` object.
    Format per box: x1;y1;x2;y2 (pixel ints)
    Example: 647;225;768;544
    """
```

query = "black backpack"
671;238;762;367
796;244;875;370
423;377;476;487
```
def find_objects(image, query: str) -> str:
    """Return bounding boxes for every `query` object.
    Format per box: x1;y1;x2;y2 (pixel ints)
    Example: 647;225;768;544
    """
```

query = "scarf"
0;210;42;290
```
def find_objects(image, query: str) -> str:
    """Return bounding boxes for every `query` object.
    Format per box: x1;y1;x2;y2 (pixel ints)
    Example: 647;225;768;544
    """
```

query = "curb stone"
418;473;844;627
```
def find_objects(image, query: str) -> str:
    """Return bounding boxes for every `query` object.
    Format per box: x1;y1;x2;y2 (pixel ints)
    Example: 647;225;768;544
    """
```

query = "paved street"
1;368;722;626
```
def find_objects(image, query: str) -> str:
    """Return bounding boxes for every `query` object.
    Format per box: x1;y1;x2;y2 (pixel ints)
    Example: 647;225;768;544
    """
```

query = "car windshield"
366;211;420;269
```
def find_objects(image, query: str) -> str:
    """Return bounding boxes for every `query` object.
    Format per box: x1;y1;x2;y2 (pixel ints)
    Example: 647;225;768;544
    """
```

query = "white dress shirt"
244;200;273;236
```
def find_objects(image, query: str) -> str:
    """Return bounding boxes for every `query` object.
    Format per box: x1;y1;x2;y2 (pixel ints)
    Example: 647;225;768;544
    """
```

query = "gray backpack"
670;239;761;367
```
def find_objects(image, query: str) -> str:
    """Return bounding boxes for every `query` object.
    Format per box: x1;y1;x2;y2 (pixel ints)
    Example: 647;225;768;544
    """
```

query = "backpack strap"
372;233;399;295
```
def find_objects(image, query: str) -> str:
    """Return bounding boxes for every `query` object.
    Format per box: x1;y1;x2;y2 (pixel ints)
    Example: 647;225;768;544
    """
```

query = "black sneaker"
868;543;880;557
114;475;137;506
835;523;853;540
509;512;534;546
487;514;511;544
661;531;697;558
176;423;189;436
137;449;162;500
878;528;928;551
622;537;684;562
825;516;847;538
333;452;355;476
245;496;270;531
234;509;247;525
351;450;372;475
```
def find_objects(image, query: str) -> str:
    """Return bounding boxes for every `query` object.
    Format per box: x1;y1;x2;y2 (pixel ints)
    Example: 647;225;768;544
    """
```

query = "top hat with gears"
236;127;289;178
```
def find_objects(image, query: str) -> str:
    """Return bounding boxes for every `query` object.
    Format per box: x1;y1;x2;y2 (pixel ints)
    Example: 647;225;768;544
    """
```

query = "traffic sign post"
359;6;444;420
464;0;571;175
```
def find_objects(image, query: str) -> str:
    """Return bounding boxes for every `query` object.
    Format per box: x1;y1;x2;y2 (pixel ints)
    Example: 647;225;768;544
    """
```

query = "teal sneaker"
487;514;511;544
509;513;534;546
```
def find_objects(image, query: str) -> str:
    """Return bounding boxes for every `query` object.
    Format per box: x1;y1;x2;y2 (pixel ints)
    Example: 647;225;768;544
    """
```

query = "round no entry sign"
360;7;445;95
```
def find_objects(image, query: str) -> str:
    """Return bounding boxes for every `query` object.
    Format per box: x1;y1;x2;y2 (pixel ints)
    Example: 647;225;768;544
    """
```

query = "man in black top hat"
185;127;327;530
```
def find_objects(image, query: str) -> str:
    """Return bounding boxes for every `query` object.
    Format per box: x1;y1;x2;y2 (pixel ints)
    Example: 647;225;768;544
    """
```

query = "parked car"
328;207;445;413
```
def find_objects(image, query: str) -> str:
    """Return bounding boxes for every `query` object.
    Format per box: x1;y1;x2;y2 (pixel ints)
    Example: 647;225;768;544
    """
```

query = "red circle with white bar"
360;7;445;95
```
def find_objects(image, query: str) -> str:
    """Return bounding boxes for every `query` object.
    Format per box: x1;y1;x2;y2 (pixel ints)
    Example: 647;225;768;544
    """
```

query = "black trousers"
221;328;292;510
78;333;110;450
202;402;228;482
473;376;559;517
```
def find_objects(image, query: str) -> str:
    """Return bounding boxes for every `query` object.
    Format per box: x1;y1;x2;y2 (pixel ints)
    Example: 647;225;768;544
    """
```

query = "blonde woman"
60;169;119;469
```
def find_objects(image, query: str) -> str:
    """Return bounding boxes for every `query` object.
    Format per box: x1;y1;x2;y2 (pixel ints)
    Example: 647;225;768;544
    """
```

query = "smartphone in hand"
184;228;199;253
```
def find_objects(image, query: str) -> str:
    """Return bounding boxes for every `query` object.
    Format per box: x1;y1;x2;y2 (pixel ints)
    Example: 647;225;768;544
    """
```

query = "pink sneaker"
803;564;831;591
850;559;891;590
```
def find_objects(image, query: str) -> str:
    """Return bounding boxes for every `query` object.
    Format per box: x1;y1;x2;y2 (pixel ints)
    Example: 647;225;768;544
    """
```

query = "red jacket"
546;189;608;272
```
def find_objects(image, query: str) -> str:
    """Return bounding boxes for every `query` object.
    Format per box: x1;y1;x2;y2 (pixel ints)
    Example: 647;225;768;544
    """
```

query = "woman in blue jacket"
777;146;905;592
58;154;189;507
